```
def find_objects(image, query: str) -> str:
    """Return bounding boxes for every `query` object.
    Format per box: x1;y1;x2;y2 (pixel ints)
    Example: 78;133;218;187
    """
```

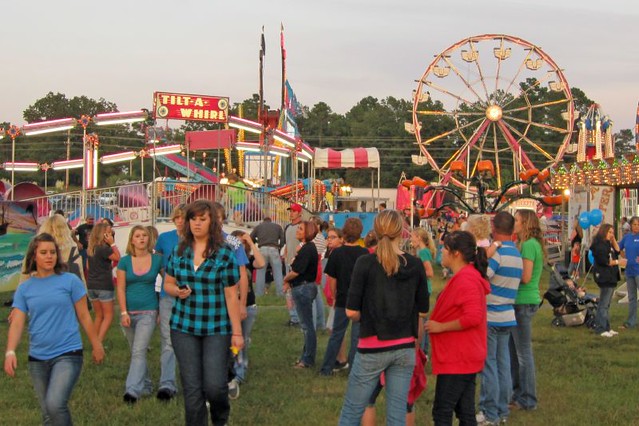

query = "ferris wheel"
411;34;574;193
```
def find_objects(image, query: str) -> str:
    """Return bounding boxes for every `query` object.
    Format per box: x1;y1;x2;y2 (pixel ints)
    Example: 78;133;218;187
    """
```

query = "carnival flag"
285;80;303;118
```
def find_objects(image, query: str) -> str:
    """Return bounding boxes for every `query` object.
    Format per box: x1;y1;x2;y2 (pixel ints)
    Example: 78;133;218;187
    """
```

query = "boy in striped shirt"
477;212;523;426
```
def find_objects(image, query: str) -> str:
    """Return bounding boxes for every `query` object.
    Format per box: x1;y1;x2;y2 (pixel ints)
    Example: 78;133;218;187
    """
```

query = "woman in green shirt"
510;210;545;411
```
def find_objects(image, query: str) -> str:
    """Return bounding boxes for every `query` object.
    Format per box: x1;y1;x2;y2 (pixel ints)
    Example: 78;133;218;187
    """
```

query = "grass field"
2;268;639;425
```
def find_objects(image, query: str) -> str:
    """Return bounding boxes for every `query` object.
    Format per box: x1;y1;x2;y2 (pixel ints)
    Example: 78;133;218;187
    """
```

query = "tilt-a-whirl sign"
153;91;229;123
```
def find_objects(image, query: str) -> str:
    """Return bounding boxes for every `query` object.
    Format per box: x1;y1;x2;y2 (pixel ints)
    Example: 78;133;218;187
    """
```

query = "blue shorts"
87;289;114;302
234;203;246;212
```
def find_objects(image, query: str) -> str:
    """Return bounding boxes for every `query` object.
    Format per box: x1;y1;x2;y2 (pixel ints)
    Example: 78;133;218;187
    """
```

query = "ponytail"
474;246;488;279
443;231;488;279
374;210;404;276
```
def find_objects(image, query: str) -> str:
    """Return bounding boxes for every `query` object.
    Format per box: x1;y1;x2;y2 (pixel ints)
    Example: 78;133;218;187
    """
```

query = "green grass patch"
1;269;638;425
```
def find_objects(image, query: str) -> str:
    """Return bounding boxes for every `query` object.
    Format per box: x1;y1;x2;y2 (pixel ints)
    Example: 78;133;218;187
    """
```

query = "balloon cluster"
578;209;603;229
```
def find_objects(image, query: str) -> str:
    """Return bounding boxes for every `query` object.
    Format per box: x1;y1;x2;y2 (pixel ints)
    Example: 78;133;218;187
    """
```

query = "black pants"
433;373;478;426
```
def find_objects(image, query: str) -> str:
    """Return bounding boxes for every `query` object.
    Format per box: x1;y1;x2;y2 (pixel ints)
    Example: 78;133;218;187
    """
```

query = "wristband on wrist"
232;334;243;337
5;350;16;357
111;243;117;248
121;311;128;316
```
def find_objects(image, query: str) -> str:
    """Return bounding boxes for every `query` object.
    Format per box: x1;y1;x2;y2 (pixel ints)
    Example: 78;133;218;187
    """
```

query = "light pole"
561;188;570;254
79;116;90;220
41;163;51;194
7;125;21;200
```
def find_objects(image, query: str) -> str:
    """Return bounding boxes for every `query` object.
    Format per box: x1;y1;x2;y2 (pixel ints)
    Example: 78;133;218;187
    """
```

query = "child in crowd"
568;240;581;279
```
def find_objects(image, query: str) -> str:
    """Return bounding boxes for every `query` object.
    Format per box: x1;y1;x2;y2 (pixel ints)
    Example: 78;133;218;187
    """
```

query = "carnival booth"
312;148;381;211
312;147;382;235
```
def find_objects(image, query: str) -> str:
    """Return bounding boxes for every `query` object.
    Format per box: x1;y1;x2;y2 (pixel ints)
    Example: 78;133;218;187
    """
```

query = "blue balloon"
588;250;594;265
579;211;591;229
589;209;603;227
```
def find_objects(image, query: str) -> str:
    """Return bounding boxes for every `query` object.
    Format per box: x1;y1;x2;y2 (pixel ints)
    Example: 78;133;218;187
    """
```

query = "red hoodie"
430;264;490;375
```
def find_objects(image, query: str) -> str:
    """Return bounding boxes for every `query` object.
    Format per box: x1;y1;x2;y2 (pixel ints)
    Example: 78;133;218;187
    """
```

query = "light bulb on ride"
485;105;502;122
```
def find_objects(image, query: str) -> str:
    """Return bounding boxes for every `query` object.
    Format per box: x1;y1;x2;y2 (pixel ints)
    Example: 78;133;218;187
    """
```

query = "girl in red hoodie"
426;230;490;425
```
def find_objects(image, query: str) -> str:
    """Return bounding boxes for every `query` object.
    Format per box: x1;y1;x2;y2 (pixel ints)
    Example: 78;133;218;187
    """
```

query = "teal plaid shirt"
167;244;240;336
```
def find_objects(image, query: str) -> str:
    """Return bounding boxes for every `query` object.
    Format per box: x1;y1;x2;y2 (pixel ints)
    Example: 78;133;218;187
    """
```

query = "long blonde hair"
38;214;76;261
374;210;404;276
515;210;547;260
87;222;110;257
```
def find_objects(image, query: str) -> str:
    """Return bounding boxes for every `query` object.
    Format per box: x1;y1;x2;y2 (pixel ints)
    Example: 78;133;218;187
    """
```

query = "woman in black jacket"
591;223;626;337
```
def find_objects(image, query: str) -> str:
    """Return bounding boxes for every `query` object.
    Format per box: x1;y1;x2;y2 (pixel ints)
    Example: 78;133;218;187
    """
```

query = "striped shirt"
167;244;240;336
486;241;523;327
313;233;327;257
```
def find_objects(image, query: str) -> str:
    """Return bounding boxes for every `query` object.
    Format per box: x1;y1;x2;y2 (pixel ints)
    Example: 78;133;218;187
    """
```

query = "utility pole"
65;129;71;190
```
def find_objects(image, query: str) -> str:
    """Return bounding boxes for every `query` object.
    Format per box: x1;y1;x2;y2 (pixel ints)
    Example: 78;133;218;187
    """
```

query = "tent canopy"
314;148;380;169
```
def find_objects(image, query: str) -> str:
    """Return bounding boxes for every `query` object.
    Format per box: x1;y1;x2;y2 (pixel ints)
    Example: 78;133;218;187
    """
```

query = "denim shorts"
87;289;114;302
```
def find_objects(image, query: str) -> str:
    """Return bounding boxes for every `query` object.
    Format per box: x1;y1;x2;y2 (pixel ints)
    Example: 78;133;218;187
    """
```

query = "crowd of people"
4;199;639;425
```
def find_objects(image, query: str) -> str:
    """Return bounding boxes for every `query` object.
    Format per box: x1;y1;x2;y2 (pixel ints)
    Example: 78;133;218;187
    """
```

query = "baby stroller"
544;263;598;328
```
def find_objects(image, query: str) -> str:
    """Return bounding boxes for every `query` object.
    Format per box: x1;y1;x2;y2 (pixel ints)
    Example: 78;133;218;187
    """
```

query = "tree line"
0;87;633;189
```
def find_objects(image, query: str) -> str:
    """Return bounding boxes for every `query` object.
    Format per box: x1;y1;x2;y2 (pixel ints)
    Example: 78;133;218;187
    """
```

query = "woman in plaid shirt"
164;200;243;426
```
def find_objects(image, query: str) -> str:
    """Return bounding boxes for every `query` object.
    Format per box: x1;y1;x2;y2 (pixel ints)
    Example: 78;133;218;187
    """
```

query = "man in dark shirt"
75;215;95;269
250;217;285;296
319;218;369;376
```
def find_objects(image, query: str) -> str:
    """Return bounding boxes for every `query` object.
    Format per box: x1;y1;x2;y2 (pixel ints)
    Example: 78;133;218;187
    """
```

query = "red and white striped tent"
312;147;381;205
313;147;380;169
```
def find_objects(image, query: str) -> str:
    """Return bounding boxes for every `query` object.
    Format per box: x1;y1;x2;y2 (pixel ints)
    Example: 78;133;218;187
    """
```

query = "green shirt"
228;181;247;206
515;238;543;304
417;248;433;294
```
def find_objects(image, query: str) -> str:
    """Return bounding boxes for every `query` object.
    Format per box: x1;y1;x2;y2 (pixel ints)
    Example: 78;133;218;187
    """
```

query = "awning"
185;129;236;150
314;148;380;169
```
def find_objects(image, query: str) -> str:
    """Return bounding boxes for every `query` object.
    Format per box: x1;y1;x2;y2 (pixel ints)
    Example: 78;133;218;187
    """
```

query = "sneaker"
123;393;138;404
286;320;300;327
228;379;240;400
509;401;537;411
600;331;614;337
333;361;349;372
476;412;486;423
156;388;176;401
608;330;619;336
500;418;508;424
478;420;499;426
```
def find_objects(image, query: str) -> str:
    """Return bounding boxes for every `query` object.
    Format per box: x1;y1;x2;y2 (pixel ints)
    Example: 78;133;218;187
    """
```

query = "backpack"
67;247;83;280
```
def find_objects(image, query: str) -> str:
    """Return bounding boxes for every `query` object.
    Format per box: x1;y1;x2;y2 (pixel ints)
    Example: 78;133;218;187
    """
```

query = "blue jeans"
624;276;639;328
159;296;177;392
339;348;415;425
312;258;328;330
433;373;477;426
313;284;326;330
594;286;614;334
510;304;538;410
319;307;360;375
122;311;157;397
28;353;83;426
171;331;231;426
292;282;318;365
480;326;513;422
285;264;299;323
255;246;284;296
234;304;257;383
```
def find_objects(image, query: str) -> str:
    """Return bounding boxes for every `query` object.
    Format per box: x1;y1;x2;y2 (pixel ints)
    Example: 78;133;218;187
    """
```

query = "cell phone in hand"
178;284;189;290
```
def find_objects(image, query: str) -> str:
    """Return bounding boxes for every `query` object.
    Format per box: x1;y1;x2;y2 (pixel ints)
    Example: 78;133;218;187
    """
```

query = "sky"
1;0;638;136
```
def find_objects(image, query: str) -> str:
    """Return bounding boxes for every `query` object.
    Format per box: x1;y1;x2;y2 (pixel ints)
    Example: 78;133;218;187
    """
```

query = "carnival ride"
410;34;575;199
